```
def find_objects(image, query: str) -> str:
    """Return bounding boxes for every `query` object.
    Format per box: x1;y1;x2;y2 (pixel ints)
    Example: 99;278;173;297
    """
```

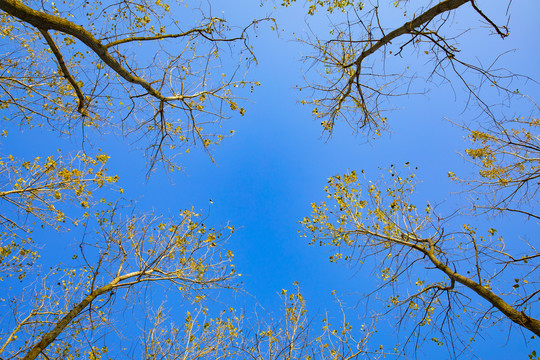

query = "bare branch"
38;28;87;116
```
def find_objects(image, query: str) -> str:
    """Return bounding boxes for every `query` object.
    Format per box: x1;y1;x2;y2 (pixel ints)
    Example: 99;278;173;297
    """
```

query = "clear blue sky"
2;0;539;358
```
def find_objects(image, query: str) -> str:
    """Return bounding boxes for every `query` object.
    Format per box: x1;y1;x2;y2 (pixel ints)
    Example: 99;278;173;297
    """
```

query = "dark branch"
38;29;88;116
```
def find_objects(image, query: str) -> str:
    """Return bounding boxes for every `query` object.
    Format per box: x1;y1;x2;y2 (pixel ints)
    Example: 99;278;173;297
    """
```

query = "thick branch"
424;247;540;336
38;28;87;115
21;270;150;360
104;28;212;49
346;0;469;69
334;0;470;123
371;230;540;336
0;0;178;102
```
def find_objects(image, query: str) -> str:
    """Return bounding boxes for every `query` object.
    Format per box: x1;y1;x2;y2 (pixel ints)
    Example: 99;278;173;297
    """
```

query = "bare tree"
0;0;270;170
291;0;539;356
0;203;237;360
291;0;518;134
236;284;385;360
302;166;540;356
450;96;540;219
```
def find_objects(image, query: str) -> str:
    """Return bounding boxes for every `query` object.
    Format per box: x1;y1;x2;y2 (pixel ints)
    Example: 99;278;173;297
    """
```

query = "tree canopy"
1;0;538;359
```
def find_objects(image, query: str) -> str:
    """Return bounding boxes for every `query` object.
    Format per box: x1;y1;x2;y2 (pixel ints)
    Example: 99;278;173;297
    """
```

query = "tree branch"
345;0;469;70
21;270;151;360
470;0;509;38
332;0;470;126
424;247;540;336
0;0;179;102
104;27;213;49
359;227;540;336
38;28;87;116
103;23;250;50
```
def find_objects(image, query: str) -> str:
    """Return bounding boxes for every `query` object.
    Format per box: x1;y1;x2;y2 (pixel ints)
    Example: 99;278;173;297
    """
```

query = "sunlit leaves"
301;165;428;257
455;101;540;212
281;0;364;15
303;162;540;351
0;204;237;360
0;0;266;170
0;151;118;280
0;151;117;231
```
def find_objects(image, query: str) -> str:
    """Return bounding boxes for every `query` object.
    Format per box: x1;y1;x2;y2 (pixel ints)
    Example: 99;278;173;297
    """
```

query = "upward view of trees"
298;0;540;354
0;0;538;359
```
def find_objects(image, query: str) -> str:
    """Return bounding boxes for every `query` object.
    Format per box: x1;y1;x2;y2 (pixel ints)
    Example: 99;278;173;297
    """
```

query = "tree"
0;0;258;359
302;165;540;354
1;206;238;360
297;0;540;356
0;0;261;297
0;151;117;280
1;2;383;360
3;0;538;358
233;284;381;360
0;0;267;171
0;0;260;284
289;0;515;134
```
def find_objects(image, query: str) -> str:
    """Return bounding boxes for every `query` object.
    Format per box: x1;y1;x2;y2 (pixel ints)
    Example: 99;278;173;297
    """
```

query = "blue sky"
2;0;540;358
